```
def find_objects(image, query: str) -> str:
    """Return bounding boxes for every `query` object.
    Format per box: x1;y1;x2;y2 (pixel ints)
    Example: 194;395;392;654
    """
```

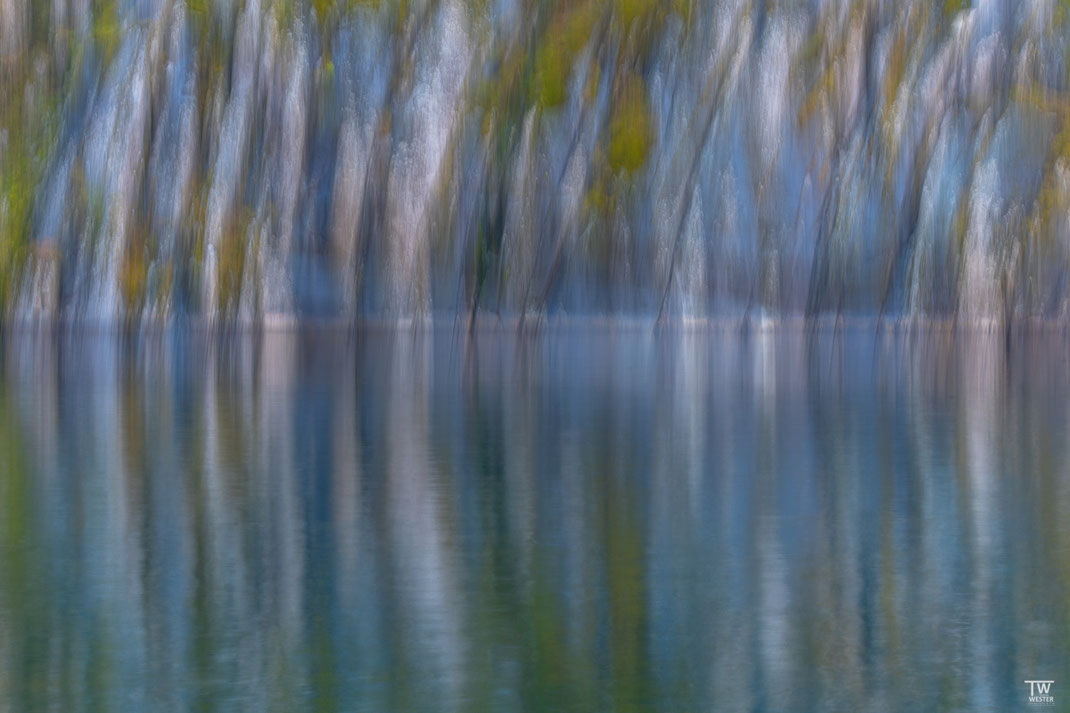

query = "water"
0;327;1067;712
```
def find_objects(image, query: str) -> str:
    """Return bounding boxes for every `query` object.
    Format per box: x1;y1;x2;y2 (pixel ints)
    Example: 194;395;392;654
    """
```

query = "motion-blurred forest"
2;0;1070;326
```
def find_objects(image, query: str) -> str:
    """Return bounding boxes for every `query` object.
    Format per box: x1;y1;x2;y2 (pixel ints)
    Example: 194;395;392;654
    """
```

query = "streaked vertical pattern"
2;1;1070;325
0;329;1067;711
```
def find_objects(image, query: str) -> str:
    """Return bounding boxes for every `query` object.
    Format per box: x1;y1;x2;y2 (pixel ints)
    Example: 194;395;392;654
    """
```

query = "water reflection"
0;328;1067;712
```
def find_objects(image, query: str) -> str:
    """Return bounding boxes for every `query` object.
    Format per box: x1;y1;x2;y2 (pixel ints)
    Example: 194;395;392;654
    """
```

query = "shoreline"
3;312;1070;338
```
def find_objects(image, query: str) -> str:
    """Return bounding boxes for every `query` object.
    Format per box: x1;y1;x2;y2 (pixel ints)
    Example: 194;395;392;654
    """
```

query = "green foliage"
534;42;569;108
312;0;333;21
343;0;400;11
0;57;64;317
92;0;121;63
943;0;967;20
217;209;254;318
274;0;301;33
608;77;653;174
533;3;599;109
614;0;658;28
120;230;150;322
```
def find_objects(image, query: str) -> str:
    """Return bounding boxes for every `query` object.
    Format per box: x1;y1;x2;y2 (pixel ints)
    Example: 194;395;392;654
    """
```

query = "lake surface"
0;327;1067;712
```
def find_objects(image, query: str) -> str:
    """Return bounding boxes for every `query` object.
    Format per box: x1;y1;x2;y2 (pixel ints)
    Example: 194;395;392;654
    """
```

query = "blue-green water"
0;328;1067;712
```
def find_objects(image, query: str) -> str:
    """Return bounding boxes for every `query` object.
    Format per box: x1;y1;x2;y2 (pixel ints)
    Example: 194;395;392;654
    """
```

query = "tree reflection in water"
0;327;1066;712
